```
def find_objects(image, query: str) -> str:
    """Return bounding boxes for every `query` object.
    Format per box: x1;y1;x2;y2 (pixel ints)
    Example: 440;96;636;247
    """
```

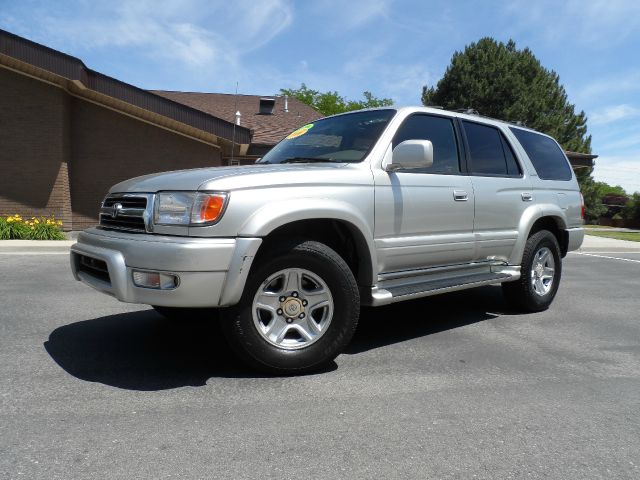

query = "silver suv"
70;107;584;373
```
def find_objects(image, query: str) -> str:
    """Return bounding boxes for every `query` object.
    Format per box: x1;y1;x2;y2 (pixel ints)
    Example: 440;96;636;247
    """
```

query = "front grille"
103;196;147;208
99;195;148;232
77;254;111;284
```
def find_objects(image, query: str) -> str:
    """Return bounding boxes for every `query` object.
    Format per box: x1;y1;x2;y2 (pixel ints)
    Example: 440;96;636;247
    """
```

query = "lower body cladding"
69;228;262;308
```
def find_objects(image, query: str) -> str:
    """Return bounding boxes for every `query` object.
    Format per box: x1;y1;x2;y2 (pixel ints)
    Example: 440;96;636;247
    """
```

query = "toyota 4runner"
70;107;584;373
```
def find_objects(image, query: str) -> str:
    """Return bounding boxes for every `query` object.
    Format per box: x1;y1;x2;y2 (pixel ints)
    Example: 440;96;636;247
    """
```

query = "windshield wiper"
279;157;340;164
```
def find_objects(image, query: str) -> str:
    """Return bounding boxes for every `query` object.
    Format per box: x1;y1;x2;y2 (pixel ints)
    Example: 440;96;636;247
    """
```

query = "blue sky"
2;0;640;192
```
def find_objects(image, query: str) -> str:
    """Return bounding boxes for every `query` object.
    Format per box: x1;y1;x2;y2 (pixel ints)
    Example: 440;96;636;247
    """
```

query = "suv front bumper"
70;228;261;307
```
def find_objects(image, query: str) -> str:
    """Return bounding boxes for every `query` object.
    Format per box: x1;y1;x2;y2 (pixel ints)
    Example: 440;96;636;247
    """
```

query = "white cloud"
593;155;640;194
505;0;640;46
599;132;640;153
590;104;640;126
576;71;640;105
10;0;292;69
310;0;390;30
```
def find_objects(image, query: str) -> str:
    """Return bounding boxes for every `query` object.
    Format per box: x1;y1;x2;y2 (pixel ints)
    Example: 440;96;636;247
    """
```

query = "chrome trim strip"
378;260;505;281
369;267;521;306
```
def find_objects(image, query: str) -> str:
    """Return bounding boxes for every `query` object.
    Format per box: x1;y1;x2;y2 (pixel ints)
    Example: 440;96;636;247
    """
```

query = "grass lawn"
586;230;640;242
584;224;615;229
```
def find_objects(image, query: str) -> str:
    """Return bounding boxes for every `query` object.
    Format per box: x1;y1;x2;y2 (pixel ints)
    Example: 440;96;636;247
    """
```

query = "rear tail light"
580;193;585;220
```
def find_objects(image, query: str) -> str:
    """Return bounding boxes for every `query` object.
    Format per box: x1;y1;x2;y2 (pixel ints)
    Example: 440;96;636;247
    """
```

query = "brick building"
0;29;320;230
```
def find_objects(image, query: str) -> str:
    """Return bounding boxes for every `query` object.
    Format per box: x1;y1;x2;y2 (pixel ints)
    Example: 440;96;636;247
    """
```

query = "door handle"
453;190;468;201
521;192;533;202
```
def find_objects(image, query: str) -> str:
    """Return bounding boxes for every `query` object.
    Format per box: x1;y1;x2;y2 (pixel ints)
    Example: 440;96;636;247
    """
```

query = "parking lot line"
570;252;640;263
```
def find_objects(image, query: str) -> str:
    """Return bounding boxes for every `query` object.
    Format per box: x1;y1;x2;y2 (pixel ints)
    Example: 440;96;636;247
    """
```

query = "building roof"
565;151;598;169
152;91;322;145
0;29;251;145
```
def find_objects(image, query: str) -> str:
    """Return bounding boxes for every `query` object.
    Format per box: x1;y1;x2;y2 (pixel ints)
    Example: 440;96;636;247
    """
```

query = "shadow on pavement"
346;285;510;354
44;286;512;390
44;309;275;390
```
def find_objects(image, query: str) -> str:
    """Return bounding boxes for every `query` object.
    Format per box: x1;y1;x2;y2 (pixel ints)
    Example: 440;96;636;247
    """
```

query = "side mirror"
386;140;434;171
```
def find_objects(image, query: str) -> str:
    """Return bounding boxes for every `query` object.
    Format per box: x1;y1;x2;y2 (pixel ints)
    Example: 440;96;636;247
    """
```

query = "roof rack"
455;108;480;115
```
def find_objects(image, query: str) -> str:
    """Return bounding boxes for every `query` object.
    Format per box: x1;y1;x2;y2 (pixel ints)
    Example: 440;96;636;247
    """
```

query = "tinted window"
259;109;396;164
464;121;519;176
502;136;522;176
510;128;572;180
392;115;459;174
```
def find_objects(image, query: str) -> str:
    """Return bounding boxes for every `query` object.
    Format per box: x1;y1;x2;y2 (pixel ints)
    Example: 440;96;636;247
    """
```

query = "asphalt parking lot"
1;250;639;479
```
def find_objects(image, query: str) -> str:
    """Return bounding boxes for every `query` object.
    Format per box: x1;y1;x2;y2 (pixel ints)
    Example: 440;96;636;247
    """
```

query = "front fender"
238;198;378;285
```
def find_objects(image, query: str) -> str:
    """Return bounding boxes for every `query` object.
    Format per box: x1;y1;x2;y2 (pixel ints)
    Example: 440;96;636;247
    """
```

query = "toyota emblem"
111;202;123;218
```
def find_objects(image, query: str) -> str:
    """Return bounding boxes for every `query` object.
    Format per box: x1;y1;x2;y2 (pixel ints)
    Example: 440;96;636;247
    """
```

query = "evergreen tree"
422;38;591;154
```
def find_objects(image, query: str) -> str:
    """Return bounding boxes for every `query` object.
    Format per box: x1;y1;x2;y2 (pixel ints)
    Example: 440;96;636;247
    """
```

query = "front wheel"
502;229;562;312
220;239;360;374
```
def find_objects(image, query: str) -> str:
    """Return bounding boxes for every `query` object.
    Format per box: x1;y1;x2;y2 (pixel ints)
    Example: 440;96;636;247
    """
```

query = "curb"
0;240;74;254
579;235;640;253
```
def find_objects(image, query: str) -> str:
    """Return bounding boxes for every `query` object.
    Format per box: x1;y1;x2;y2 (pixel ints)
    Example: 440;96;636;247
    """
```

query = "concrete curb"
577;235;640;253
0;240;74;254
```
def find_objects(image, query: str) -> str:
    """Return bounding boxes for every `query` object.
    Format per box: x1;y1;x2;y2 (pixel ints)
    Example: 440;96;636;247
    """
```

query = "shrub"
622;193;640;222
1;214;66;240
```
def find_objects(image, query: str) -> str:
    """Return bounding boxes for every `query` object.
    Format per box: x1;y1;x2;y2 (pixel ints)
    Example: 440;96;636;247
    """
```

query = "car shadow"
346;286;512;354
44;286;515;391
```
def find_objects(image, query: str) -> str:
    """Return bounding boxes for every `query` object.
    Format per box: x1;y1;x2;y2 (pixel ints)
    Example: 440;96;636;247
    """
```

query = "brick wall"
0;67;222;231
0;68;72;227
69;99;221;230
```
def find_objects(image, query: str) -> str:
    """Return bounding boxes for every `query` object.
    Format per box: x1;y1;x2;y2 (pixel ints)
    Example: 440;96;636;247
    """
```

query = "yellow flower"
57;221;63;225
7;218;13;223
34;219;39;224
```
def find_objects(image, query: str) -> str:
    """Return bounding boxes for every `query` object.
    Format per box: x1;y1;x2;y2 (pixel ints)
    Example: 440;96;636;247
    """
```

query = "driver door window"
392;114;460;174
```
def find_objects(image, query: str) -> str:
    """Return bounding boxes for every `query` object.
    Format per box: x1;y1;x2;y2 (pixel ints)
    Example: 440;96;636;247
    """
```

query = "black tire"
502;229;562;312
151;306;219;322
220;239;360;374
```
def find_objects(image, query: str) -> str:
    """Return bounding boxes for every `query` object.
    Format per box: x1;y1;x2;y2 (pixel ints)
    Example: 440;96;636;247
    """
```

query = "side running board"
369;272;514;306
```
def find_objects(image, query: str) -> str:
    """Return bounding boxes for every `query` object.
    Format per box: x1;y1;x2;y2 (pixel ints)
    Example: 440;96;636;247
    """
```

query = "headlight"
154;192;227;226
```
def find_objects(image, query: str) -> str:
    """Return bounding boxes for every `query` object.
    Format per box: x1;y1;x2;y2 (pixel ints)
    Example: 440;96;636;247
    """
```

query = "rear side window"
392;114;460;174
510;128;572;180
463;121;521;176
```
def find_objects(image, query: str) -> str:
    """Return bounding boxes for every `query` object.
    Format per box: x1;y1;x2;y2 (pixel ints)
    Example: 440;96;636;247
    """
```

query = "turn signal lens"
191;193;227;224
132;270;179;289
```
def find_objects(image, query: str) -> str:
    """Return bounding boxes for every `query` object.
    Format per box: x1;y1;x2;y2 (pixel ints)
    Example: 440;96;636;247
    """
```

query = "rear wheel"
502;229;562;312
220;239;360;374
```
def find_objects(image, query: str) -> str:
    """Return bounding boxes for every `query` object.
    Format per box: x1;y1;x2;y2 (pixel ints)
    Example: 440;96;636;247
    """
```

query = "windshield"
258;109;396;164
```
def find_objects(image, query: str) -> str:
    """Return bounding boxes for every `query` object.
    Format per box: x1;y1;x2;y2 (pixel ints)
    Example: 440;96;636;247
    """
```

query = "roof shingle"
152;91;322;145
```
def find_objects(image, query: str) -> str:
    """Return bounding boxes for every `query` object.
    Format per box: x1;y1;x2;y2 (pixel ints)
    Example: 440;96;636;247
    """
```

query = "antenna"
230;81;239;165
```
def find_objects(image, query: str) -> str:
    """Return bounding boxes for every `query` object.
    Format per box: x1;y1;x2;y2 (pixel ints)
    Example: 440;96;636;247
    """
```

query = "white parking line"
570;252;640;263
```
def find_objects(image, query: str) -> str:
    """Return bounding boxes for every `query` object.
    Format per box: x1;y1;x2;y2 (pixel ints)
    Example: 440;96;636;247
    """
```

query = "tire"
152;306;219;322
502;229;562;312
220;239;360;374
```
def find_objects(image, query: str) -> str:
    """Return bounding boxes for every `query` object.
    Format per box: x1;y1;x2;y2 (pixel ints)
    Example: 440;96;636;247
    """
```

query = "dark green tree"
422;38;591;153
280;84;393;116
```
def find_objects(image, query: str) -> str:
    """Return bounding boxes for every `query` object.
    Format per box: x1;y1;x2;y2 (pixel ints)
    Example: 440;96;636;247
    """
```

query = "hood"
110;163;371;193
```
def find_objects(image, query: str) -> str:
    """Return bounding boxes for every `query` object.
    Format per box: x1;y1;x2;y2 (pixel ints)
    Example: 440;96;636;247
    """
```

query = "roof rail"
455;108;480;115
